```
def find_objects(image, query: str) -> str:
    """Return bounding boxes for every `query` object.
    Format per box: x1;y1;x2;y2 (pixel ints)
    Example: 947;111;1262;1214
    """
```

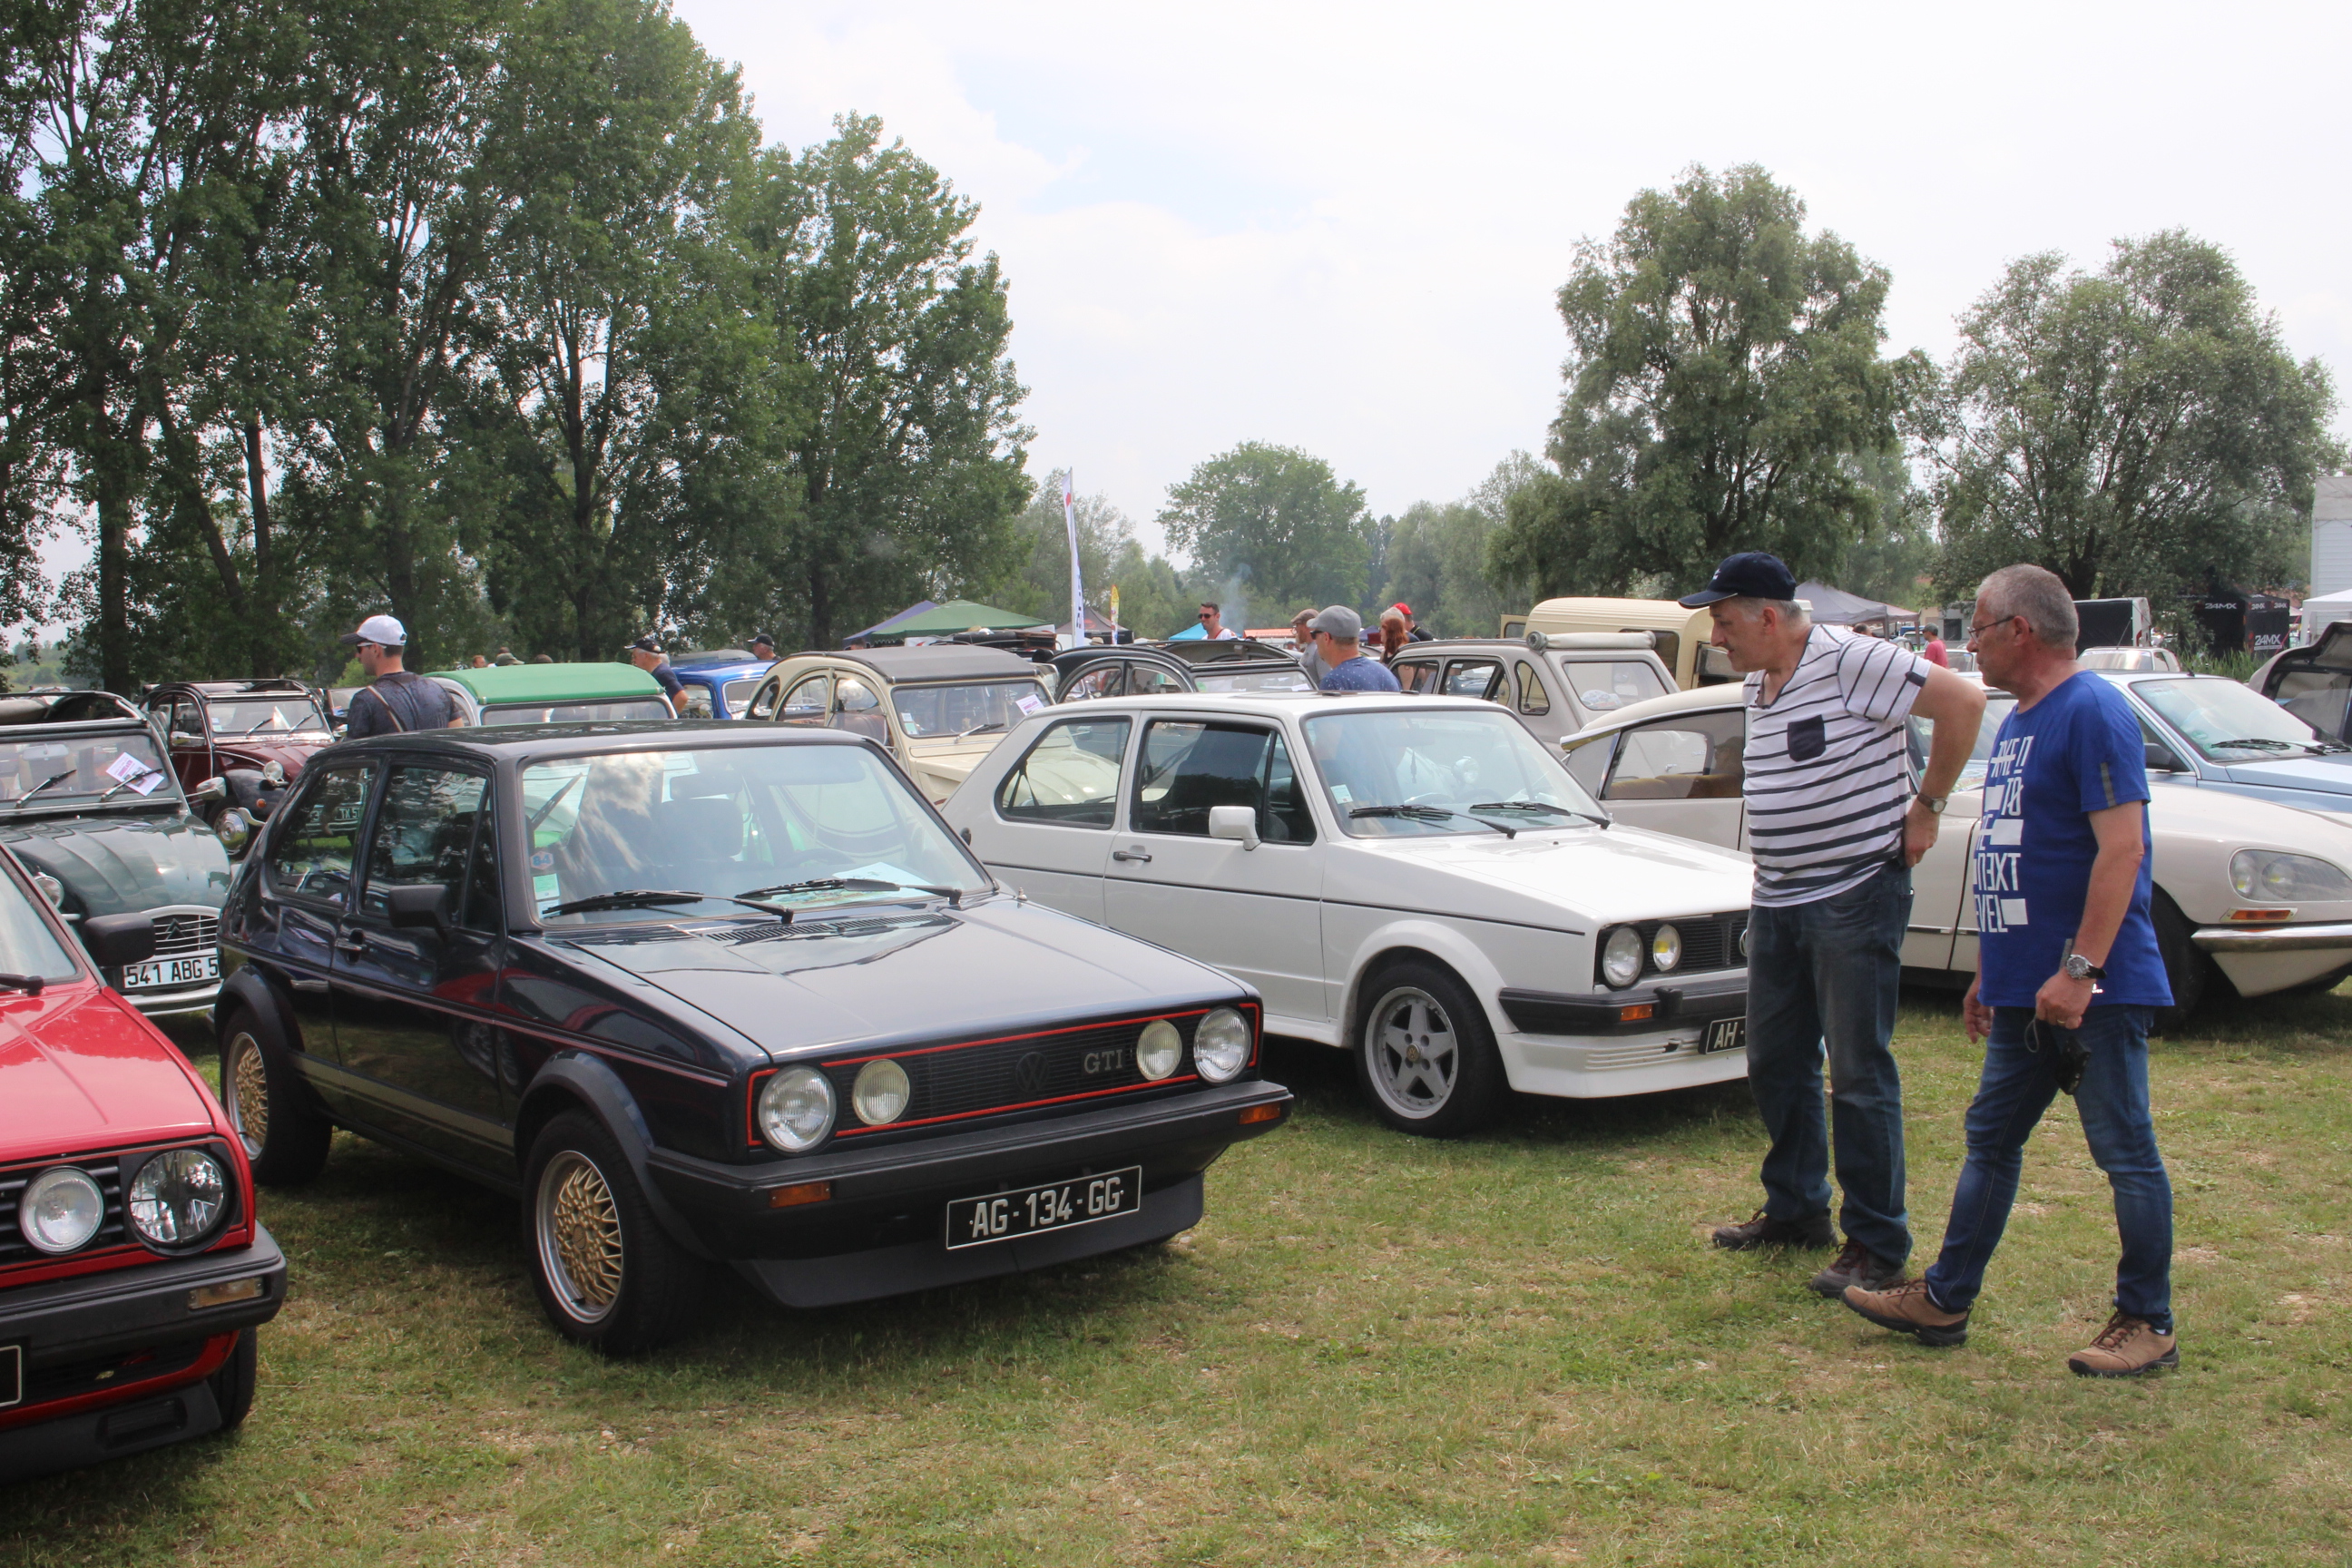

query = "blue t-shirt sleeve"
652;664;683;698
2074;692;2152;816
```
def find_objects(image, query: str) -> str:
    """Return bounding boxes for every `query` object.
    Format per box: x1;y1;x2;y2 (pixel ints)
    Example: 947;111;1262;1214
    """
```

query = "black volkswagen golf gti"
216;722;1289;1350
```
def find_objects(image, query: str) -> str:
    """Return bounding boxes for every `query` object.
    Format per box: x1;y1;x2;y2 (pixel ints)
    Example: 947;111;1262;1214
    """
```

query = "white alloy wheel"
1365;985;1461;1120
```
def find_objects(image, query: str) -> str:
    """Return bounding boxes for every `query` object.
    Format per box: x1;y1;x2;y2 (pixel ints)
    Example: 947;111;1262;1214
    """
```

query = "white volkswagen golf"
939;692;1758;1135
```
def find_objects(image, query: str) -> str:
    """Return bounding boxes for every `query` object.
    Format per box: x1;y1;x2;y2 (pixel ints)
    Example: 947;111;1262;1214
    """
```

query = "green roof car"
429;663;676;727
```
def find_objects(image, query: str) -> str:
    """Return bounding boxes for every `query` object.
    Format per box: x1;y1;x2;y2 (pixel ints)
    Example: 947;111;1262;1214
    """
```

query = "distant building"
2311;474;2352;598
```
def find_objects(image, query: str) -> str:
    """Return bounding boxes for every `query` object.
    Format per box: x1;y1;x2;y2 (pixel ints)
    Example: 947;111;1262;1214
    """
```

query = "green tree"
1107;538;1190;639
1920;231;2340;603
1492;164;1918;602
1157;441;1372;616
740;113;1031;650
983;469;1130;626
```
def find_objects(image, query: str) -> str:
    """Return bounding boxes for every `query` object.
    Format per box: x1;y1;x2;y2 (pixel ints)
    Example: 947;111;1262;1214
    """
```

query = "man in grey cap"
341;613;458;738
1309;606;1399;692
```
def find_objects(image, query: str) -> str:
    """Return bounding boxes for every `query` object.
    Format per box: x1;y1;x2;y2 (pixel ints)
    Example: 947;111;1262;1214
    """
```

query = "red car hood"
211;736;331;776
0;985;217;1158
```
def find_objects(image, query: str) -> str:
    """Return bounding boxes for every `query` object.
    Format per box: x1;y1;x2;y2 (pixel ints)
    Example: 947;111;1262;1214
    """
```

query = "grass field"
7;988;2350;1567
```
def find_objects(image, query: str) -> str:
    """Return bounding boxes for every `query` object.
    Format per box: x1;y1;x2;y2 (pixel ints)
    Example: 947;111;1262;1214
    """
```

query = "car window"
1060;665;1122;701
1695;643;1739;685
475;699;673;725
1566;660;1670;714
1563;735;1612;796
677;684;715;720
1602;711;1745;800
1443;660;1502;699
1514;662;1552;716
780;673;831;725
1908;696;2011;793
0;730;174;808
269;764;377;906
1193;664;1315;694
361;768;496;930
830;676;890;742
2132;677;2328;761
1132;720;1315;843
2273;668;2350;740
207;696;329;735
0;867;81;983
721;677;766;718
1396;662;1439;694
996;717;1130;827
892;680;1048;740
1125;663;1185;695
172;700;201;739
1304;709;1602;838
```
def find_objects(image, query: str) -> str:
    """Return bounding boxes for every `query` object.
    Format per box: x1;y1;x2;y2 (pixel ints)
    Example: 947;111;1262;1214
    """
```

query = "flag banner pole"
1063;470;1086;652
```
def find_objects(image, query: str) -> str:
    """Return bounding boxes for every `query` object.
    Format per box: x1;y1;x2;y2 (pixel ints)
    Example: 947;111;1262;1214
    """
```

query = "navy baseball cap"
1679;552;1798;608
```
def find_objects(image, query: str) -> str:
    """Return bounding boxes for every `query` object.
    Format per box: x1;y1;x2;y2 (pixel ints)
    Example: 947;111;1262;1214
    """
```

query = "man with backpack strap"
340;614;459;738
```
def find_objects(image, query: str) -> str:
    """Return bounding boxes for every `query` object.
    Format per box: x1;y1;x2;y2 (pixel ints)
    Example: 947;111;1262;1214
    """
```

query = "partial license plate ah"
122;951;219;991
1701;1015;1746;1054
946;1166;1142;1250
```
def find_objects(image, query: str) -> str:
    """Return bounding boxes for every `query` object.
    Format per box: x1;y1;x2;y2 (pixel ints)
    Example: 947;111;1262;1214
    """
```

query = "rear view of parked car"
431;663;676;727
0;848;284;1483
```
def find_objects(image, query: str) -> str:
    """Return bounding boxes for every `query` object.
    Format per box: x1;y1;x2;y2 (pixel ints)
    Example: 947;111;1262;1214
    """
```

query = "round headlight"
1650;924;1682;974
2230;848;2352;902
20;1166;104;1254
1739;924;1749;961
127;1147;228;1248
1136;1019;1182;1081
851;1058;910;1125
1193;1007;1250;1083
758;1066;837;1152
1601;926;1644;988
212;808;252;855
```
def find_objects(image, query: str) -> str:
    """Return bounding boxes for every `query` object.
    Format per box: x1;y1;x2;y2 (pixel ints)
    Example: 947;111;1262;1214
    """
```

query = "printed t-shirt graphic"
1968;673;2171;1008
1743;625;1934;907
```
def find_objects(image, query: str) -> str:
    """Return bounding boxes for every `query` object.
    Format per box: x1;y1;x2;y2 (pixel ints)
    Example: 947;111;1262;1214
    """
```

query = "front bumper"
1497;972;1746;1035
119;980;221;1019
648;1079;1292;1298
0;1225;285;1476
2190;920;2352;953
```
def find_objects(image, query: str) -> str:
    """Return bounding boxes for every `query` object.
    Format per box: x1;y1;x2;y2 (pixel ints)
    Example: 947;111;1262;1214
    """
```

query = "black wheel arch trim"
514;1052;720;1261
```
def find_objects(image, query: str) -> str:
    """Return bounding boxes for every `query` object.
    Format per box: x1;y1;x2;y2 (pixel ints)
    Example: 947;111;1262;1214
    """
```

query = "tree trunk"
808;562;830;651
94;445;133;697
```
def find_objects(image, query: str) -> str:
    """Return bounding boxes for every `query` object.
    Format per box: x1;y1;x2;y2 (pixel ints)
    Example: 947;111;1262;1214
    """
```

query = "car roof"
821;645;1047;681
146;678;317;700
432;662;666;702
1063;691;1506;720
674;660;773;682
324;719;872;762
1154;638;1303;667
0;691;143;726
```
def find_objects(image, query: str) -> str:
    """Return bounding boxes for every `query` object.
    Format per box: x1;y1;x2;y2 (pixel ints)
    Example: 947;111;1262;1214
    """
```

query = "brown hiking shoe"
2067;1312;2178;1378
1710;1209;1836;1251
1842;1277;1970;1347
1809;1239;1901;1298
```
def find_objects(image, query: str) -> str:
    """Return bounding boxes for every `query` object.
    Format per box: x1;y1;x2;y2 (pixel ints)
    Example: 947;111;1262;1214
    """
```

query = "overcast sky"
674;0;2352;561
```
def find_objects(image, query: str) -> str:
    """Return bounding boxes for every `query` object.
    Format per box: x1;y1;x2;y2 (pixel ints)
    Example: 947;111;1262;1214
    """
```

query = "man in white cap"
341;614;458;738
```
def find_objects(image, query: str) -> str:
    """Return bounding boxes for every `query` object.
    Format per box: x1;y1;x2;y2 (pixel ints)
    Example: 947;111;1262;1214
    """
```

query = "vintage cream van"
1502;598;1739;690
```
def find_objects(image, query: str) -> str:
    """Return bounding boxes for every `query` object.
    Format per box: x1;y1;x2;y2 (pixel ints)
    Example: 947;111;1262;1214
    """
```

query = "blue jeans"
1925;1005;2173;1330
1746;864;1913;1263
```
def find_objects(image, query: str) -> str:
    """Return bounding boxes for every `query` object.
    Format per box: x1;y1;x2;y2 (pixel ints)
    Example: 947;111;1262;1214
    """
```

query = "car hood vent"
704;912;952;946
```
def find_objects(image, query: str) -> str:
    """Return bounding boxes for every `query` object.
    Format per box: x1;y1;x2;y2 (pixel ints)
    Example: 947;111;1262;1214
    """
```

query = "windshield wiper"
956;721;1007;740
5;770;76;808
526;773;583;831
0;972;44;995
737;877;965;909
2210;737;2301;752
1349;803;1514;838
540;888;799;919
1470;799;1609;828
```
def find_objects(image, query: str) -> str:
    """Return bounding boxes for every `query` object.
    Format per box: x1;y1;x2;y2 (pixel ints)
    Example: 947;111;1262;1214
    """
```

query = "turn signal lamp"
1617;1003;1655;1023
1239;1103;1284;1126
767;1181;833;1209
2227;908;2292;922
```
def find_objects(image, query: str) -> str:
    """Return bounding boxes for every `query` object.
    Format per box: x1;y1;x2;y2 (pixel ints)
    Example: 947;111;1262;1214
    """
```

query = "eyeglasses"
1967;615;2018;640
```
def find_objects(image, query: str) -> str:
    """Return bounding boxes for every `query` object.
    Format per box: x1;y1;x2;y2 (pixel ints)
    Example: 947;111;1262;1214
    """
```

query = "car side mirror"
83;912;157;971
2145;741;2183;773
191;777;228;803
1208;805;1260;850
385;882;450;933
170;731;201;747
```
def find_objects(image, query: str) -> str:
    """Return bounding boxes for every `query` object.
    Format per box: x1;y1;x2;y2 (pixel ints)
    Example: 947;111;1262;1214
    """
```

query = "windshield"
0;731;175;809
0;870;81;981
479;698;675;726
1911;698;2014;793
2132;678;2331;760
1566;660;1671;713
1194;664;1315;694
206;697;328;735
1302;708;1603;837
893;680;1047;740
521;744;988;925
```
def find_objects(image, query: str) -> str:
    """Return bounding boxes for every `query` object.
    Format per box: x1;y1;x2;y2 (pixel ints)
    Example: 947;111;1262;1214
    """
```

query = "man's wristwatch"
1916;794;1947;815
2063;953;2106;981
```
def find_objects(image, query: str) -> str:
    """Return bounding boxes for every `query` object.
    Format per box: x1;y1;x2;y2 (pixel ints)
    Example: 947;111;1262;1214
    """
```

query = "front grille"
149;912;220;959
0;1158;129;1268
25;1337;208;1407
791;1008;1240;1144
1597;911;1749;985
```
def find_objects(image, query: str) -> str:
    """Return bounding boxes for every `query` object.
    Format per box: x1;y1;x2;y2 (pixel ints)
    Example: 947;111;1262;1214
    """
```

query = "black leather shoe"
1710;1209;1836;1250
1808;1239;1901;1297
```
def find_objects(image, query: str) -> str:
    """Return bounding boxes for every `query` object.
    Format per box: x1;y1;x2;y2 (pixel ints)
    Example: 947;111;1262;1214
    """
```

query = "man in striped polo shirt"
1686;554;1984;1298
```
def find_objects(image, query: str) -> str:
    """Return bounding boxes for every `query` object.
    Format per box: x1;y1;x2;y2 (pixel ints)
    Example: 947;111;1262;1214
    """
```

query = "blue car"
671;650;777;720
2072;670;2352;817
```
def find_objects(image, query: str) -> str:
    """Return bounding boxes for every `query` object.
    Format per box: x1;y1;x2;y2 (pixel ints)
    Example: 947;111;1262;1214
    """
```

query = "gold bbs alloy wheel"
536;1151;623;1323
226;1033;270;1160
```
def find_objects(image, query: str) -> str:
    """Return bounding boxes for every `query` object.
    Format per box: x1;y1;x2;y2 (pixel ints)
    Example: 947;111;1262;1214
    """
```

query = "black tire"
219;1008;331;1186
2151;888;2212;1036
522;1111;704;1354
1352;960;1506;1137
208;1328;258;1431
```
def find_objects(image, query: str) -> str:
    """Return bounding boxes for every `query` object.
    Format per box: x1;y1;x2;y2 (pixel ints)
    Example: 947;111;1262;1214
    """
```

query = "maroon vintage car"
142;680;331;844
0;845;285;1481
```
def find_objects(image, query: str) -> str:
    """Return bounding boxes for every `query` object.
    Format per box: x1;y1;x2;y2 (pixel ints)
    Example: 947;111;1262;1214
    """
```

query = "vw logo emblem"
1012;1051;1050;1096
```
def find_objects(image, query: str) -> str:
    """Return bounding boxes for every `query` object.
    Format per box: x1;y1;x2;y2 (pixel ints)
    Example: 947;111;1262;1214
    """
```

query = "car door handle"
333;935;368;955
1111;848;1152;863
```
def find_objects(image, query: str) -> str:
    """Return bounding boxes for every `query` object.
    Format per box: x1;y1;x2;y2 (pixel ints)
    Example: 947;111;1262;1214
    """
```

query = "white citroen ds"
938;692;1758;1136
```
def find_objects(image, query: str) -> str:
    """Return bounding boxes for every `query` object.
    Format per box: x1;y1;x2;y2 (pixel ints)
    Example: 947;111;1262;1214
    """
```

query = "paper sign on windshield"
1014;693;1045;718
104;751;167;795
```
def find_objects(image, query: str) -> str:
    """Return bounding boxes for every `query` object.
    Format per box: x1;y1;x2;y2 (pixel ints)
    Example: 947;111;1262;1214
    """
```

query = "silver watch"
2063;953;2106;981
1916;794;1947;815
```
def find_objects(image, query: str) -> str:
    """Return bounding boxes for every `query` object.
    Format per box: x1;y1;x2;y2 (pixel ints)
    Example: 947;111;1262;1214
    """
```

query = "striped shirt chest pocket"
1786;714;1827;762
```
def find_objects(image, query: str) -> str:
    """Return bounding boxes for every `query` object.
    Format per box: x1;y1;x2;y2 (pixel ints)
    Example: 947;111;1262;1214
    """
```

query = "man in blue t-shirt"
1308;606;1400;692
1844;564;2179;1378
